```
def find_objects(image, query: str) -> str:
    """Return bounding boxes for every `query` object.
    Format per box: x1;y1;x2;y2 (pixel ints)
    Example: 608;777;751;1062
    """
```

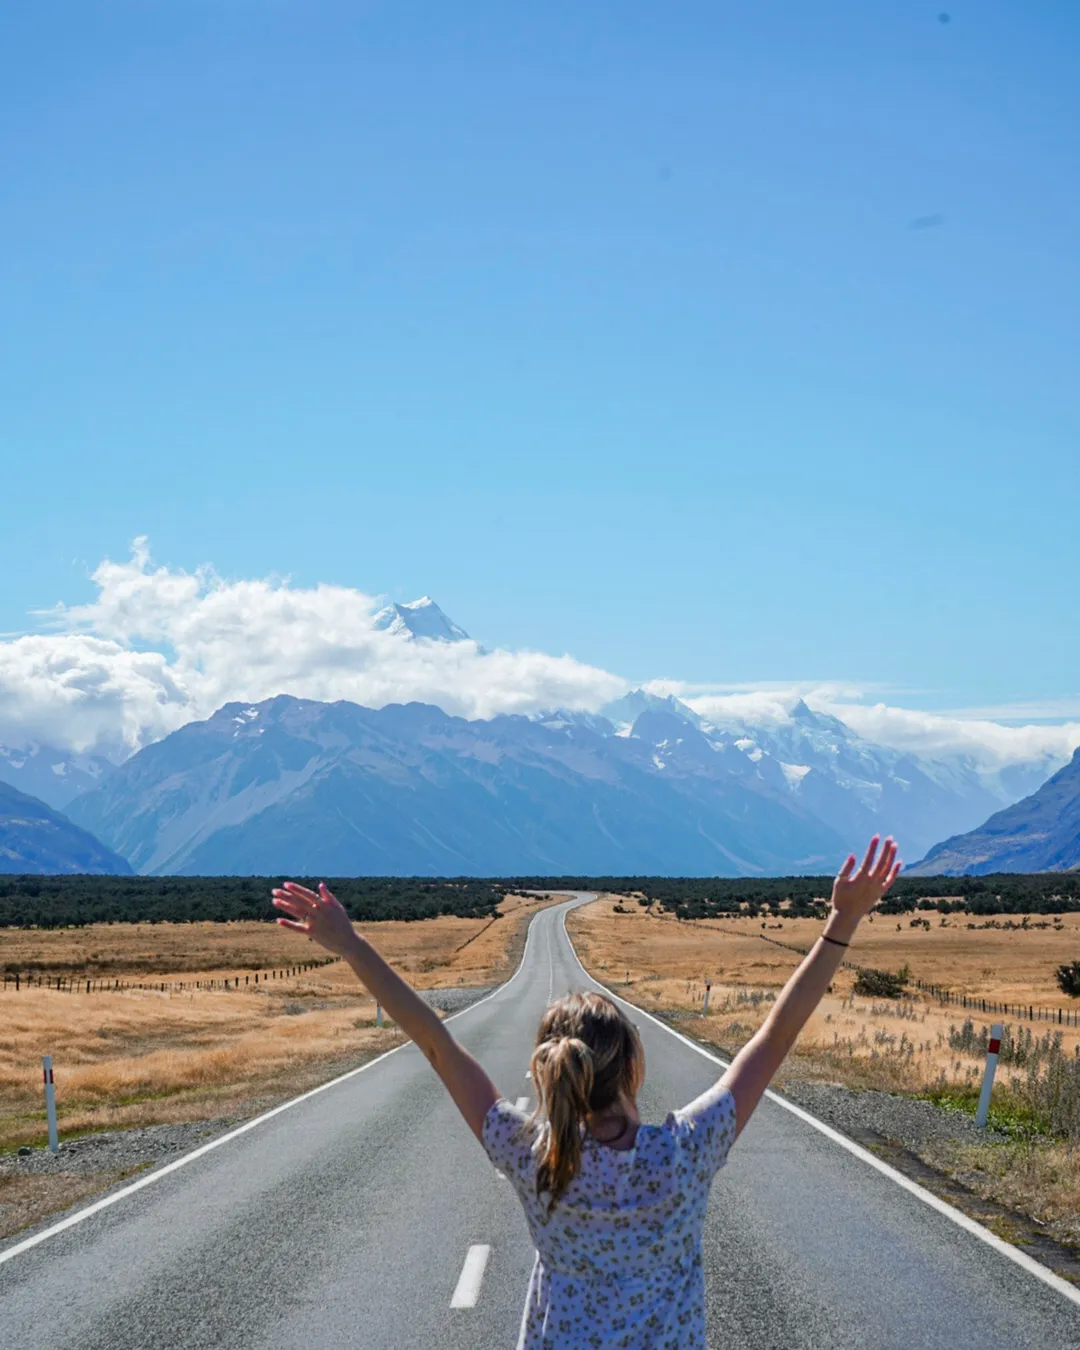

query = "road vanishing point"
3;896;1079;1348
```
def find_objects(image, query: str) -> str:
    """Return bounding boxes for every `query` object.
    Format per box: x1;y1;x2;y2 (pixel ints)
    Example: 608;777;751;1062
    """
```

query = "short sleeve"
668;1083;737;1179
481;1098;538;1190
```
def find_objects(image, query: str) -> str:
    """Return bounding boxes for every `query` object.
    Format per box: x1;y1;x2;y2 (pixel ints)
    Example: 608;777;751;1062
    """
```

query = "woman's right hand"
271;881;363;960
825;835;901;938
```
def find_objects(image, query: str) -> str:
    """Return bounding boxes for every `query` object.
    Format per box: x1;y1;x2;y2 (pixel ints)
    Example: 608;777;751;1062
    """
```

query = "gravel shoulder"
775;1078;1003;1157
653;1011;1080;1283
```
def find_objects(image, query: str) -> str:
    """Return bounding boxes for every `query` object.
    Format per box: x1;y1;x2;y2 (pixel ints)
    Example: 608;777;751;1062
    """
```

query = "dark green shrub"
1056;961;1080;997
853;966;909;999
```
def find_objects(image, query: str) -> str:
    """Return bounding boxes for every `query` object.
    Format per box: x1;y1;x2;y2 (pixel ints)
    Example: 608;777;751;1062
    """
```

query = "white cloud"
819;700;1080;771
1;540;624;756
0;633;193;758
3;540;1079;780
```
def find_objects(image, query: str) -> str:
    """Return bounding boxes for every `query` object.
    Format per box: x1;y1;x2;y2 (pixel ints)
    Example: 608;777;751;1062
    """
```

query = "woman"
272;834;900;1348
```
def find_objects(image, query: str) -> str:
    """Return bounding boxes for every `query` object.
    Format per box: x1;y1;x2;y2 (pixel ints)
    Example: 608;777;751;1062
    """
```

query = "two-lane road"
3;897;1079;1348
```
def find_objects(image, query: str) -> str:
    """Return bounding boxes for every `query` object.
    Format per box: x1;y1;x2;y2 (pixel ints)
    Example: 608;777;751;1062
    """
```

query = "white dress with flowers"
481;1082;737;1349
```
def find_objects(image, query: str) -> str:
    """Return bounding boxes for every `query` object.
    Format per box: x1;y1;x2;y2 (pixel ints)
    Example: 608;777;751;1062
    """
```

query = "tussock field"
568;897;1080;1246
0;895;549;1155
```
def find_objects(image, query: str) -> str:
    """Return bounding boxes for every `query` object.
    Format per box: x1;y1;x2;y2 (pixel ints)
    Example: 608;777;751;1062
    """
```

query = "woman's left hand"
271;882;361;959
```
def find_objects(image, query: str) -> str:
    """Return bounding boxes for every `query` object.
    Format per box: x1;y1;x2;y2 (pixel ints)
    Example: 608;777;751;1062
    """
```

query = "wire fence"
1;955;339;995
755;932;1080;1028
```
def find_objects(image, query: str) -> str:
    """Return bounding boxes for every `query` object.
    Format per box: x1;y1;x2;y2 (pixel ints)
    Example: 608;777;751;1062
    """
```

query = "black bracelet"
820;933;850;948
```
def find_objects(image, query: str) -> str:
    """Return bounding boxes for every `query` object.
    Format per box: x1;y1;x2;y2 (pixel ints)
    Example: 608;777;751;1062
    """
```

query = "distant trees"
506;873;1080;920
0;875;506;929
2;870;1077;930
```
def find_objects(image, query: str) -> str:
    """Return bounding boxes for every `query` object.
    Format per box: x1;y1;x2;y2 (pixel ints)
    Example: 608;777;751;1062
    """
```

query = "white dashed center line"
514;1095;529;1111
450;1244;491;1309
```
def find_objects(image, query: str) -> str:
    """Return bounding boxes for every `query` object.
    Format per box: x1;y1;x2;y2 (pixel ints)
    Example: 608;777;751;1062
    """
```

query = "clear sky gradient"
3;2;1077;712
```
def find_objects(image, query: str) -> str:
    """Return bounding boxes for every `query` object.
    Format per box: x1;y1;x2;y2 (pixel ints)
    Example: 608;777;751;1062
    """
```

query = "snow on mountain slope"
0;742;115;811
371;597;471;642
601;690;703;734
669;697;1014;861
62;683;1072;872
67;695;846;876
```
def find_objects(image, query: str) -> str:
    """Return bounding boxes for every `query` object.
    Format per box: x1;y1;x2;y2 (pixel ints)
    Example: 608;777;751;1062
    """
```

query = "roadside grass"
568;896;1080;1250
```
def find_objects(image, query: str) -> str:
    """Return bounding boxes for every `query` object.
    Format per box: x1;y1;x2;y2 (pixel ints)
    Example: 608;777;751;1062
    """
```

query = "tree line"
505;873;1080;920
0;875;508;928
0;871;1077;928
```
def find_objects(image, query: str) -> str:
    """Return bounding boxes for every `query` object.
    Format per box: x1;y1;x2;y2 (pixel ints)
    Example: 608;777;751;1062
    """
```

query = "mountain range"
56;687;1073;878
65;695;850;876
2;597;1077;877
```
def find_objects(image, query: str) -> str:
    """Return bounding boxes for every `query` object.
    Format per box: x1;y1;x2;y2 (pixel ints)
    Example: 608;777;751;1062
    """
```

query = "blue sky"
3;1;1078;714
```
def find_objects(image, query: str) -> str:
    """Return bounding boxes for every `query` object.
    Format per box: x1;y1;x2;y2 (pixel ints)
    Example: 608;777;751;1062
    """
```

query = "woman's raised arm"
272;882;500;1139
720;835;901;1139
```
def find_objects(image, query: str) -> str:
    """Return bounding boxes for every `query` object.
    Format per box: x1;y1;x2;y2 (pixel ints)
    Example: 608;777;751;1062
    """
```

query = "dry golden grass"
569;897;1080;1247
569;898;1080;1054
1;904;531;981
0;894;551;1155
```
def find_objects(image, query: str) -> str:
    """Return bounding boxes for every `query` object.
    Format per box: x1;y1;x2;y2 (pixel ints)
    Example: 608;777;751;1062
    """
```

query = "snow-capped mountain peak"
600;690;703;734
372;597;471;643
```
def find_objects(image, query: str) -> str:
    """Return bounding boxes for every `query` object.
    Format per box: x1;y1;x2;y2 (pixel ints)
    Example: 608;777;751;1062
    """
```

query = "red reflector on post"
988;1038;1001;1055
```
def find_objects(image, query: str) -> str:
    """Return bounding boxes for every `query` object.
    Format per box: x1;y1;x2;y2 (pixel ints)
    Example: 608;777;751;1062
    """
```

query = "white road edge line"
450;1243;491;1308
560;897;1080;1312
0;908;543;1268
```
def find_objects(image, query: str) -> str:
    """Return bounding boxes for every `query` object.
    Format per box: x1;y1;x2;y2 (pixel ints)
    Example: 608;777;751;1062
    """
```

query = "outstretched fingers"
881;859;903;894
282;881;319;903
857;834;881;877
272;895;310;922
872;838;897;882
276;917;309;933
837;853;857;880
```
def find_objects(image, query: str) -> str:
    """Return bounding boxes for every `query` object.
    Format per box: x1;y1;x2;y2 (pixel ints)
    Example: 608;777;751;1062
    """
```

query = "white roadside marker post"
975;1023;1003;1128
42;1055;59;1153
702;981;711;1017
376;1004;382;1028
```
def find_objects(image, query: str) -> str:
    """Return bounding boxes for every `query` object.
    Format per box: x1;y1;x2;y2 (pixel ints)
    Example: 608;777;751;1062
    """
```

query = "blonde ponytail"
531;1035;594;1207
529;992;644;1212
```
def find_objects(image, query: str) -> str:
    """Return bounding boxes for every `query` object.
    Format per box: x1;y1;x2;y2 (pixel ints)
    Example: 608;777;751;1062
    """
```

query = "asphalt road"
3;896;1079;1348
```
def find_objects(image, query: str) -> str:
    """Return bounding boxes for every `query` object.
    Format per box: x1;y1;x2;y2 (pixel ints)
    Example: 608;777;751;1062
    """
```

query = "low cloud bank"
3;540;1078;774
2;540;623;757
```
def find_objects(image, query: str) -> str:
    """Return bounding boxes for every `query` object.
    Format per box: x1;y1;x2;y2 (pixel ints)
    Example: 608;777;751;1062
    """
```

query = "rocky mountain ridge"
909;748;1080;875
0;780;132;875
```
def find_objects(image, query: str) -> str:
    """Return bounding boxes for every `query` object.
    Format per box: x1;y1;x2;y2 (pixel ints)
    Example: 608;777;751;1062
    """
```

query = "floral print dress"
482;1082;737;1349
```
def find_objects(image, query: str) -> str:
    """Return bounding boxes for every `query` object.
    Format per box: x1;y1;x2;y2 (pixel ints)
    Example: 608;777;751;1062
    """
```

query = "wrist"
822;911;861;946
343;933;369;967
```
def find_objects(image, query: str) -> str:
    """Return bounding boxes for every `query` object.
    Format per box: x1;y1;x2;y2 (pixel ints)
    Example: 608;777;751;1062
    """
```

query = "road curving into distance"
2;895;1079;1348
